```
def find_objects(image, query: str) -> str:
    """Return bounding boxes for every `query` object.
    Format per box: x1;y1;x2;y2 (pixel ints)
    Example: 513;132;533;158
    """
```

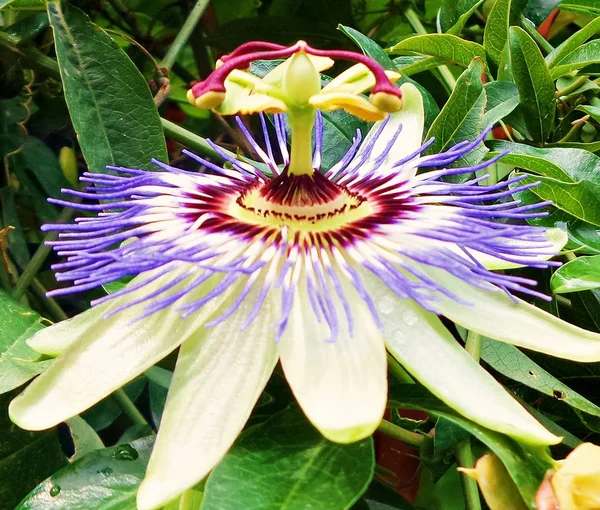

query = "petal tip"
318;420;379;444
8;395;50;432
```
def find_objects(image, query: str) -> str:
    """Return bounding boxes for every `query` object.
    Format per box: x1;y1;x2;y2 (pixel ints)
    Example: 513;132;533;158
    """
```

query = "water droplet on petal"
379;295;395;315
113;444;138;461
402;310;418;326
49;485;61;497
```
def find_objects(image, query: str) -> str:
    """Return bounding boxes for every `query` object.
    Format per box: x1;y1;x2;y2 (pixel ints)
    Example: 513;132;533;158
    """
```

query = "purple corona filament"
45;114;557;343
190;40;401;101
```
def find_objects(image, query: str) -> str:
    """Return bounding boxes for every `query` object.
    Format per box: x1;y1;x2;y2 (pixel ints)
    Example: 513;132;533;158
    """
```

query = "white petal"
354;82;424;176
9;264;234;430
137;289;278;510
28;301;109;356
278;279;387;443
422;265;600;362
364;273;559;445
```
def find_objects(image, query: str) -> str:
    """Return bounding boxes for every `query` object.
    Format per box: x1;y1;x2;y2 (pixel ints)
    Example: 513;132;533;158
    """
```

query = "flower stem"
457;330;483;510
113;388;152;429
456;439;483;510
403;7;456;92
465;331;482;361
0;31;60;79
377;419;425;447
12;205;76;301
160;0;211;70
555;76;589;98
557;118;586;143
287;110;315;175
31;278;69;322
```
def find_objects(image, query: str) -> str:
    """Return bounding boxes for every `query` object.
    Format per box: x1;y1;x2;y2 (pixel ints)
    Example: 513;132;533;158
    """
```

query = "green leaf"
202;406;374;510
433;418;470;456
523;0;561;25
549;40;600;79
389;383;552;508
509;186;600;255
19;137;70;198
389;34;486;68
489;140;600;225
551;255;600;293
46;1;167;172
16;436;153;510
576;104;600;124
558;0;600;16
491;140;600;182
425;58;487;169
480;338;600;417
0;391;67;509
482;81;520;126
393;55;446;76
546;17;600;67
0;291;51;395
438;0;484;34
65;416;104;461
573;289;600;332
0;0;44;9
338;24;395;69
354;481;415;510
415;465;465;510
445;0;486;35
509;26;555;142
524;404;582;449
484;0;511;67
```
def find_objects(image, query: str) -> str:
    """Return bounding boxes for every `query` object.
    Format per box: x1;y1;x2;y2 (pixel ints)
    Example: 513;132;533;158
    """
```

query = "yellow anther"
369;91;403;113
191;91;226;110
239;94;287;114
310;92;387;122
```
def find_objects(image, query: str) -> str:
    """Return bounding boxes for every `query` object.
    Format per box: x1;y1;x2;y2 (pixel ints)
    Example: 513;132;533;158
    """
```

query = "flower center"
230;171;372;231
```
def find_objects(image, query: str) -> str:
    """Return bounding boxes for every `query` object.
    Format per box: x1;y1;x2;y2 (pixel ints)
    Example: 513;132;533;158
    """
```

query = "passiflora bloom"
9;41;600;509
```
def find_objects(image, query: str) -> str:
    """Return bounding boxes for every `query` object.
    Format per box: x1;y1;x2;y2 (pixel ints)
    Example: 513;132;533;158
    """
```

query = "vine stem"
161;0;211;70
465;331;483;360
456;440;482;510
456;330;483;510
377;419;425;447
113;388;152;429
403;7;456;91
12;205;76;301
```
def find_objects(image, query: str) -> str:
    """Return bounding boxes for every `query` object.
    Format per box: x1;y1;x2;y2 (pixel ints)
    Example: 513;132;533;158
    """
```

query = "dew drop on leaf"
113;444;139;461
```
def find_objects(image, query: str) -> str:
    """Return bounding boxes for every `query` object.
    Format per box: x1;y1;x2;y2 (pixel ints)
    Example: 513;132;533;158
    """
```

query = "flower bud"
459;453;527;510
552;443;600;510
